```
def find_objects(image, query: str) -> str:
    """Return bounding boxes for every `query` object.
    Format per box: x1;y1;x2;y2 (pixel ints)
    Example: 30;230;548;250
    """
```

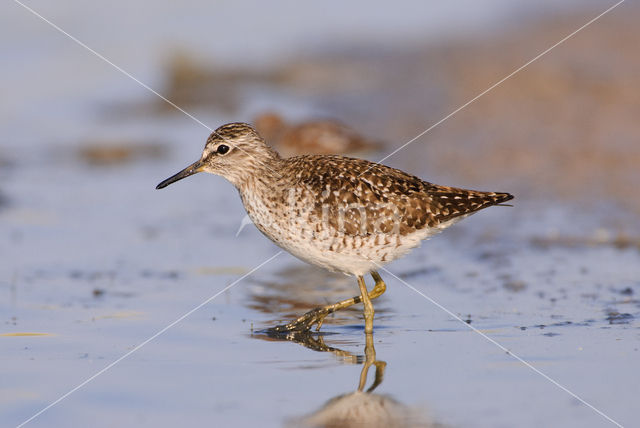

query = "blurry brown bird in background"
254;112;383;157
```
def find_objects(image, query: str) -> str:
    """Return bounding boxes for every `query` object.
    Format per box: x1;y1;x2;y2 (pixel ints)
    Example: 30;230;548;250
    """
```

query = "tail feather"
428;186;514;223
492;192;514;205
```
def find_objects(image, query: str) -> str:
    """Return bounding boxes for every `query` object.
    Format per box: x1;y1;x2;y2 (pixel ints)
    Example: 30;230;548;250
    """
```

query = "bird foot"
269;306;331;333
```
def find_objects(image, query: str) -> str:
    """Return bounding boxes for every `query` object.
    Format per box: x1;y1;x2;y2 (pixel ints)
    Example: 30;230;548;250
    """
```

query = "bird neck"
232;149;285;194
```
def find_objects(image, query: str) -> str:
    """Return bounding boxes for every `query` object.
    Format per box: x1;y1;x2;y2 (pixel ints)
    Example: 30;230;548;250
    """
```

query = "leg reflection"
358;332;387;393
254;330;438;427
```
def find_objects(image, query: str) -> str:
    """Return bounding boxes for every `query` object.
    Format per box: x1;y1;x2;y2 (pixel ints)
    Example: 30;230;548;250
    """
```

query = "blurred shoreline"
123;3;640;225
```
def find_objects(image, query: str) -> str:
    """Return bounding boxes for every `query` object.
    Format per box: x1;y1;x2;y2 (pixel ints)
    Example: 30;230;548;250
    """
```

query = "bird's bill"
156;160;205;189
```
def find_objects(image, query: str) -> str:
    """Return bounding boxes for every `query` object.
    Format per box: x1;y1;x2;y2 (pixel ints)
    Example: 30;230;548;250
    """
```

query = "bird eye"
216;144;230;155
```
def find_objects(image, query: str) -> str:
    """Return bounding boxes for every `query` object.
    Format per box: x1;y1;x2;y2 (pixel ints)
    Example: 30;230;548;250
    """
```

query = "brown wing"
286;155;513;237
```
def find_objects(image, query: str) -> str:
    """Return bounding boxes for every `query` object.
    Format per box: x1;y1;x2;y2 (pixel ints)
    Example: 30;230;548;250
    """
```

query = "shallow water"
2;150;638;427
2;1;639;427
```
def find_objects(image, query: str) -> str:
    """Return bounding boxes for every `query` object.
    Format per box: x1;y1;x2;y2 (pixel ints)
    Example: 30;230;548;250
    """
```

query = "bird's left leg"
270;271;386;333
270;291;365;333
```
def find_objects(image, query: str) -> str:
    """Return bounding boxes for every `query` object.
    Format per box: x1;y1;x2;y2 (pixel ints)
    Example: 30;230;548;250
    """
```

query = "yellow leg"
358;332;387;392
358;276;374;333
370;271;386;297
270;271;387;333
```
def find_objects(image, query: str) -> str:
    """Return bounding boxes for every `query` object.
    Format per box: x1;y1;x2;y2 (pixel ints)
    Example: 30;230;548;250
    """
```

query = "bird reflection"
257;330;440;428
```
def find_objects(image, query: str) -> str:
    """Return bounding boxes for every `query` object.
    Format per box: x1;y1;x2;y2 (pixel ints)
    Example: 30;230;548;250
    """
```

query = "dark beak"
156;160;205;189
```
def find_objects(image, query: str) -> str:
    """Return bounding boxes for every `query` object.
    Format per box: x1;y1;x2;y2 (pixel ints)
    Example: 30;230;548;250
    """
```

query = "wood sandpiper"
156;122;513;333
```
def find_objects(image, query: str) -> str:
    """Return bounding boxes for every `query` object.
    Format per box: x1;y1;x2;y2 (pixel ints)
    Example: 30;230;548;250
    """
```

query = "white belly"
240;188;466;276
